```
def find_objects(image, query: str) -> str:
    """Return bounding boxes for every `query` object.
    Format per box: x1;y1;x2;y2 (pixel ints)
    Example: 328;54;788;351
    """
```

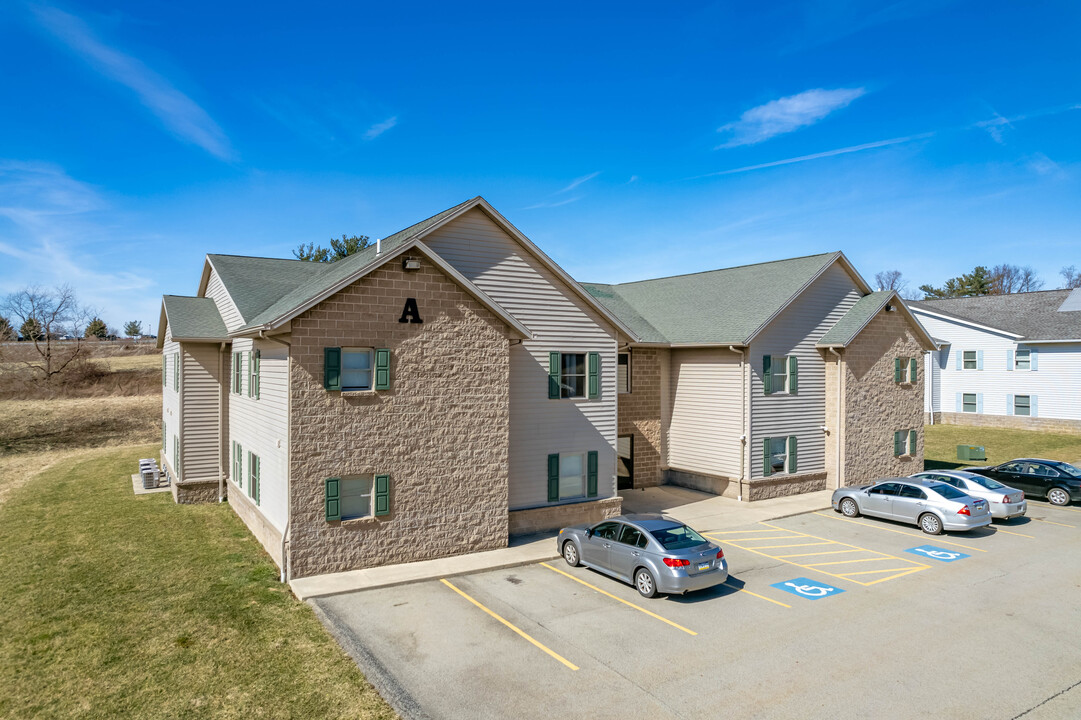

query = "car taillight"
663;557;690;567
716;549;725;559
957;506;971;516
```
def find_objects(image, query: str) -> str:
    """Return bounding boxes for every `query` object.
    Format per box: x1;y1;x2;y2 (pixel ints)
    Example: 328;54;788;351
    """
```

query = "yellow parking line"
440;578;579;670
992;527;1035;539
806;557;898;567
721;582;791;608
859;568;926;586
813;512;987;552
838;567;917;577
719;535;803;542
1031;517;1075;528
743;541;834;550
1034;504;1081;515
539;562;697;636
708;528;785;534
774;549;864;559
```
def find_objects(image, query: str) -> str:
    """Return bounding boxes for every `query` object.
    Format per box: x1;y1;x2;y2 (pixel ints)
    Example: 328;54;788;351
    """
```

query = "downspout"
260;330;293;584
728;346;747;501
926;350;935;425
830;348;843;489
218;341;227;502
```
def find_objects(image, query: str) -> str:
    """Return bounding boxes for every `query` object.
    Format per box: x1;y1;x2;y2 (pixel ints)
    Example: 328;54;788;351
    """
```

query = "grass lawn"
0;396;160;455
924;423;1081;470
0;444;395;720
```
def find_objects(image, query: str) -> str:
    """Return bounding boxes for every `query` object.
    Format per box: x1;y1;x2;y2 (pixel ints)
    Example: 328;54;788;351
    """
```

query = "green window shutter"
910;358;918;384
325;477;340;521
324;347;342;391
374;348;391;390
762;355;772;394
253;350;261;399
254;455;261;505
588;352;600;399
374;474;390;516
762;438;771;477
788;355;798;394
248;452;254;497
236;443;243;488
174;353;179;392
788;436;798;473
909;429;917;456
247;352;253;398
587;451;598;497
548;352;560;399
894;358;902;383
894;431;904;456
547;454;560;501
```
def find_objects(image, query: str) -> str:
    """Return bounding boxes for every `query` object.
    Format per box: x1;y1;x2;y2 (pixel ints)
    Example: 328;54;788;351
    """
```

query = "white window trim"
1014;349;1031;372
1014;394;1031;417
962;392;977;413
771;355;791;394
962;350;978;370
558;451;587;500
340;474;374;520
768;436;788;474
341;347;375;392
559;353;587;399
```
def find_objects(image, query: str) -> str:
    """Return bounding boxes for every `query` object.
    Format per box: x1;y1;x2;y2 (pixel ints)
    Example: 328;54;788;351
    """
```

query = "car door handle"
632;551;640;556
603;543;611;548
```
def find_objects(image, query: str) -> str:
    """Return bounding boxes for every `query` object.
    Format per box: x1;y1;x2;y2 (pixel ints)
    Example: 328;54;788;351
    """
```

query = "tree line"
876;264;1081;300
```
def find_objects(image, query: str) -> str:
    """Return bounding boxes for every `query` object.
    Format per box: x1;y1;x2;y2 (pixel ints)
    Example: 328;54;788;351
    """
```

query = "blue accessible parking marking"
771;577;844;600
905;545;970;562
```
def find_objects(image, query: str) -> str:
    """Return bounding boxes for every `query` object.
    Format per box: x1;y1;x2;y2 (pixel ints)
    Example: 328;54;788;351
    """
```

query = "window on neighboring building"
617;352;630;394
763;436;798;476
1015;349;1031;371
248;350;260;399
769;437;787;473
232;352;243;395
248;452;260;504
341;348;374;391
1014;395;1031;416
894;429;918;456
962;393;977;413
233;441;243;488
558;452;586;499
559;353;586;398
763;355;797;395
771;356;788;393
340;475;374;520
963;350;977;370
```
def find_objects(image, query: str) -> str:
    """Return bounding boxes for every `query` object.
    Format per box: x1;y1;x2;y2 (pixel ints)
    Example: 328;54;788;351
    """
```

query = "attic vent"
1058;288;1081;312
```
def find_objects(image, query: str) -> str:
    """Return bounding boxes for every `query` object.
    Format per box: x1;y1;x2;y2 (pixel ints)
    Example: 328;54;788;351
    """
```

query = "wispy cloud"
717;88;866;148
364;116;398;140
695;133;932;177
27;3;235;161
558;171;601;193
522;196;582;210
972;102;1081;144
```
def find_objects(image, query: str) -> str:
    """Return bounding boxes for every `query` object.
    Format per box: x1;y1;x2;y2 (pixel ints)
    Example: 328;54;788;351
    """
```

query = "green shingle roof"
817;291;893;347
208;255;327;325
162;295;229;340
583;252;841;345
238;197;476;330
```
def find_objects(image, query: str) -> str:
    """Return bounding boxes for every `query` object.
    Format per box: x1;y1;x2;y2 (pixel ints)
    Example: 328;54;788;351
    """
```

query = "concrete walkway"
290;485;833;600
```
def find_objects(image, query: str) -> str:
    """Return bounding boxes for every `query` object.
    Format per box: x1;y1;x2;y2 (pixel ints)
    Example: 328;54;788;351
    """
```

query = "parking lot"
314;501;1081;720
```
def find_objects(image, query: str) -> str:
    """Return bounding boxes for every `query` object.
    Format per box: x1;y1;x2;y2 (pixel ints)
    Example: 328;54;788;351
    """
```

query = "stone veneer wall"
928;412;1081;434
508;497;622;535
228;481;284;569
842;309;926;486
617;348;664;488
288;252;511;579
171;479;218;504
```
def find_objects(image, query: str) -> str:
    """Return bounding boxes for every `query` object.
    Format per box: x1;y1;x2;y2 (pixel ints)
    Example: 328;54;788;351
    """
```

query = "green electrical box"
957;445;987;461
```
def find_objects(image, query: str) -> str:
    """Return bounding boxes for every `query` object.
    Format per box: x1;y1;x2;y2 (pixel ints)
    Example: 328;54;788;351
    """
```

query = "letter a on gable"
398;297;423;324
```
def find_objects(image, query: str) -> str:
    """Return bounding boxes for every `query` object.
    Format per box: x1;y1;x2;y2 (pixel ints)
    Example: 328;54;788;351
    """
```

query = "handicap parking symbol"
905;545;970;562
771;577;844;600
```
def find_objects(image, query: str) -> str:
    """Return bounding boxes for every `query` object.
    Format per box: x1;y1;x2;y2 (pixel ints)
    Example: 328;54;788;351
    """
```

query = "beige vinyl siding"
667;349;744;478
228;337;289;532
750;262;863;478
424;208;619;510
162;327;181;478
204;266;244;332
180;342;222;484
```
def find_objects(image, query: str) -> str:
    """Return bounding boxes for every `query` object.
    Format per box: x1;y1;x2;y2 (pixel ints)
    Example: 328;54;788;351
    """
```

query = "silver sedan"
557;514;728;598
832;477;992;534
909;470;1027;520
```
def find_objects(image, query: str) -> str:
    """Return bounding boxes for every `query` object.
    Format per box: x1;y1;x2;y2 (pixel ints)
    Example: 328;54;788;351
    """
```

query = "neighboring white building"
911;289;1081;432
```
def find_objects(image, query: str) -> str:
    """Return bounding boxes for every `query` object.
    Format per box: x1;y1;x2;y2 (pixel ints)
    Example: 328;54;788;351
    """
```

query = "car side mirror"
584;528;592;538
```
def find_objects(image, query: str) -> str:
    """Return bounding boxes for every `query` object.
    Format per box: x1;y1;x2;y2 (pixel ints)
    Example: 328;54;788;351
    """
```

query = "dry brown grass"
0;395;160;456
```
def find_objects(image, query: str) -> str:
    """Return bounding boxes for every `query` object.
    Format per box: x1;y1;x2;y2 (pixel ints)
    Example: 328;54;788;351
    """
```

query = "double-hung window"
763;355;797;395
894;357;918;383
248;350;260;399
1015;349;1031;371
546;451;599;501
762;436;798;476
232;352;243;395
248;452;260;504
548;352;600;399
341;348;373;391
233;442;243;488
1014;395;1031;416
560;353;586;398
340;475;374;520
894;429;918;456
963;350;977;370
962;393;977;413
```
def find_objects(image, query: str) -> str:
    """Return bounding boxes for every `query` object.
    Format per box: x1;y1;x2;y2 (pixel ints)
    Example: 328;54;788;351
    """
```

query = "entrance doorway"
617;434;634;490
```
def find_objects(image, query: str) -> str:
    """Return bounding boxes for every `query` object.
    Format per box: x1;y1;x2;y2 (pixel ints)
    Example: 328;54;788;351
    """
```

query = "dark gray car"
557;514;728;598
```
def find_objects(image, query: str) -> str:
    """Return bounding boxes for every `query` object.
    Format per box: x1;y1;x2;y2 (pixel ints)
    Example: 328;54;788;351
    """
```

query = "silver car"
832;477;992;534
557;514;728;598
909;470;1027;520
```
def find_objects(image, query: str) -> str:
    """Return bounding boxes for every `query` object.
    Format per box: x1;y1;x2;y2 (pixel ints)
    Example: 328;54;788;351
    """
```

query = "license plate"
697;562;710;572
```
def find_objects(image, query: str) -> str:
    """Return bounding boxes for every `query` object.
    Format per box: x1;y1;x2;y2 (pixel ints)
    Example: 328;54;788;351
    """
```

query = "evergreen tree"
124;320;142;338
85;317;108;339
20;317;44;340
293;234;371;262
0;315;15;341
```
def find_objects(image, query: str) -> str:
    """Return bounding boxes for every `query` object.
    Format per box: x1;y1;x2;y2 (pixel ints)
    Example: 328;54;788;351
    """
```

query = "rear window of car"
929;483;967;500
967;475;1005;490
1048;462;1081;478
648;524;707;550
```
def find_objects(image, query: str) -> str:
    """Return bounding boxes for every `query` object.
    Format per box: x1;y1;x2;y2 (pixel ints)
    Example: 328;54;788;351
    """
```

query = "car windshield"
929;483;967;500
648;524;708;550
967;475;1006;490
1047;462;1081;478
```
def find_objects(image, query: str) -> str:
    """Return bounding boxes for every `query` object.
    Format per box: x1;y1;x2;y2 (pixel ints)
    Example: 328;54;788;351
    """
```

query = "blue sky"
1;0;1079;330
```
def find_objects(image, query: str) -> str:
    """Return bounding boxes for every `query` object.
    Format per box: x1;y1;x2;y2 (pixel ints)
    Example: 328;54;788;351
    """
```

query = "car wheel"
919;513;943;535
634;568;658;598
1047;487;1071;506
562;541;580;567
839;497;860;518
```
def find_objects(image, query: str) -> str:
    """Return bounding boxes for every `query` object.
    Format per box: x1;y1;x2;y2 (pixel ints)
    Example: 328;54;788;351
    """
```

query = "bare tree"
991;264;1044;294
875;270;905;292
2;285;93;384
1062;265;1081;290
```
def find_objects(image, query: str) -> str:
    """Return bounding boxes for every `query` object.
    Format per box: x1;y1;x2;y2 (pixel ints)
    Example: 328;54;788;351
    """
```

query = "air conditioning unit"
956;445;987;461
